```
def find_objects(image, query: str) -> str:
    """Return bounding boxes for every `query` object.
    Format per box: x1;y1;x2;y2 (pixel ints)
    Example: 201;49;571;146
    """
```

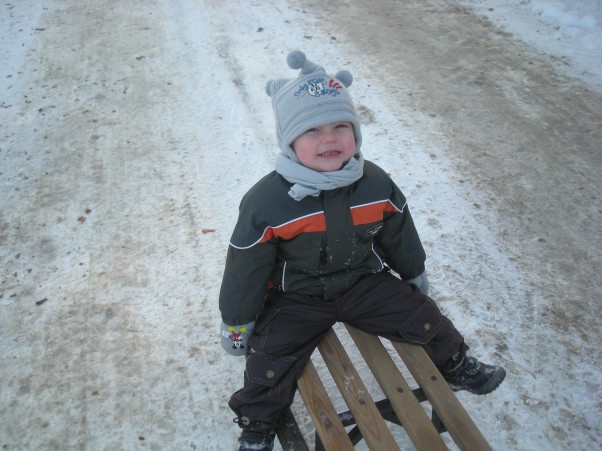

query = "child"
219;51;505;451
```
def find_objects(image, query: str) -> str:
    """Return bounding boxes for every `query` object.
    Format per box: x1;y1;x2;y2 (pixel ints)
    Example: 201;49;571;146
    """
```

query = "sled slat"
346;325;447;450
318;328;400;450
296;359;354;450
392;341;493;451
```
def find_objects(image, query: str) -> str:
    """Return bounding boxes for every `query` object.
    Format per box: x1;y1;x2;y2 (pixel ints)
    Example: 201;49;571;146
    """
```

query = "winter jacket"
219;160;426;325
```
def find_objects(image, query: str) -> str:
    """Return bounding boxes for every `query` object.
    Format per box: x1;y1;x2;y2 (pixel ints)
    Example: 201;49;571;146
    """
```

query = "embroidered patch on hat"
295;77;343;98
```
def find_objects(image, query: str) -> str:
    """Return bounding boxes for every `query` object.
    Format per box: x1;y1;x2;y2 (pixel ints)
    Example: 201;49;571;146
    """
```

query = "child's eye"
335;123;350;129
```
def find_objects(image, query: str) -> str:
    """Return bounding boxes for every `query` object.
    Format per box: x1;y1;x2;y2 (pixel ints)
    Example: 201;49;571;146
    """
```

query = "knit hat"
265;51;362;161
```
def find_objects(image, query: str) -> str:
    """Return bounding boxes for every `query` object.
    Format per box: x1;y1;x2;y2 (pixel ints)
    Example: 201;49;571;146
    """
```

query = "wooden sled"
277;325;492;450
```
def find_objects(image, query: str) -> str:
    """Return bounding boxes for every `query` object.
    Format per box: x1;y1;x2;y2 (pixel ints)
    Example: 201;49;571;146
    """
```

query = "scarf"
275;153;364;201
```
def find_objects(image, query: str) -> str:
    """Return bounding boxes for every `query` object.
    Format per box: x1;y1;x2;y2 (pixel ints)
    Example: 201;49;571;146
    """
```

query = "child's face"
291;121;356;172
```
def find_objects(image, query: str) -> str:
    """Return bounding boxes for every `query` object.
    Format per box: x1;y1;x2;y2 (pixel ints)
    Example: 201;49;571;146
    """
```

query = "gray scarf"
275;153;364;201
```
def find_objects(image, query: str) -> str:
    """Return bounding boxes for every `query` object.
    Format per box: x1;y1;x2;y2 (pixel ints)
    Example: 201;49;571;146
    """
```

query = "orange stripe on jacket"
257;200;401;244
351;200;400;225
259;212;326;243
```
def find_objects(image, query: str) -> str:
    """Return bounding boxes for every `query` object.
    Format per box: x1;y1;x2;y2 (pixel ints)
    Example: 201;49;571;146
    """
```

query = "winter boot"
443;356;506;395
237;429;276;451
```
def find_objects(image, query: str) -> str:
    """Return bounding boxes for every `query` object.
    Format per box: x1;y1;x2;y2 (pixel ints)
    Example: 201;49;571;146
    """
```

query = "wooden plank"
297;358;355;451
276;408;310;451
345;325;448;451
392;342;493;451
318;328;401;451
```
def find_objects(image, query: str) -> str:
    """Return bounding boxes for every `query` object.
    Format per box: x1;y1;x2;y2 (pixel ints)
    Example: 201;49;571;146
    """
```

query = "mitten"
220;321;255;356
405;272;429;296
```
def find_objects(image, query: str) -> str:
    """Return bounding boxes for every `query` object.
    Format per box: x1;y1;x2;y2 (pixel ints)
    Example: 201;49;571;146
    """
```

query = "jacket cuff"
221;314;256;326
400;264;425;281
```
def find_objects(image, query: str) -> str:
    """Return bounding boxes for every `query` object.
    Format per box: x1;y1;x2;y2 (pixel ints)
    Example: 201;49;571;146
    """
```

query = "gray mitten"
220;321;255;356
406;272;429;297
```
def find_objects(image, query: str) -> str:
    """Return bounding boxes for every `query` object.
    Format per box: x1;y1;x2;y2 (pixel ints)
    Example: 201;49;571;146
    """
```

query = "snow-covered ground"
1;1;600;450
459;0;602;91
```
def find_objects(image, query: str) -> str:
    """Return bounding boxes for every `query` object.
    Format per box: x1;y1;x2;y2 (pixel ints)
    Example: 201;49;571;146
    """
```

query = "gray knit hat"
265;51;362;161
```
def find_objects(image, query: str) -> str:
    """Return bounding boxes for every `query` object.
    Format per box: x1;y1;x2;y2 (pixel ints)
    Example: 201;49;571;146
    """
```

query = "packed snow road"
1;1;600;450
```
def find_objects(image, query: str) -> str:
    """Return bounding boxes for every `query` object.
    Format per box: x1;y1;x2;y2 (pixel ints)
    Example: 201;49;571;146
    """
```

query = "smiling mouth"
318;151;341;157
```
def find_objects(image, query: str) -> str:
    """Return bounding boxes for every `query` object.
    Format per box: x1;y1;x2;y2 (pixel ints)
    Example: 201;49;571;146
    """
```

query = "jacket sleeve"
218;188;278;325
376;179;426;280
219;242;277;325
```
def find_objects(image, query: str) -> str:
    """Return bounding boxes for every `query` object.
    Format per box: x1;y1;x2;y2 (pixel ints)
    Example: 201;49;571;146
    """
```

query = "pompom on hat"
265;51;362;161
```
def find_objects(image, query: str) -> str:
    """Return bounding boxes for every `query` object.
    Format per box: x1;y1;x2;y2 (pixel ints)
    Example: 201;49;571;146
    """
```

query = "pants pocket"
229;351;303;427
398;296;443;344
246;353;298;388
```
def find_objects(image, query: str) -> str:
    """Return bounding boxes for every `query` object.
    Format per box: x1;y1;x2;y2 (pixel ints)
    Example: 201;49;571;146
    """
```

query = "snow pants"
228;271;467;432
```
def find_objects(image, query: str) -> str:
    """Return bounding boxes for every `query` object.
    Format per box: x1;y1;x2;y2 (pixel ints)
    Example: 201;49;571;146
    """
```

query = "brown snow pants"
228;271;467;432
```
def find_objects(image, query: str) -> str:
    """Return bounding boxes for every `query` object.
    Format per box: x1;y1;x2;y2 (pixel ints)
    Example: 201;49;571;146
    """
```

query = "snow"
1;1;600;450
458;0;602;91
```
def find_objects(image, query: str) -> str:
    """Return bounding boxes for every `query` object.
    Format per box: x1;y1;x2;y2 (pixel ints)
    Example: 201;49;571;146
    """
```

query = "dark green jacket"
219;160;426;325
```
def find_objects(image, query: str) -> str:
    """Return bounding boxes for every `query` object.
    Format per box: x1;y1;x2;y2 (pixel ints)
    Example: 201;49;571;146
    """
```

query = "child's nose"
322;129;336;142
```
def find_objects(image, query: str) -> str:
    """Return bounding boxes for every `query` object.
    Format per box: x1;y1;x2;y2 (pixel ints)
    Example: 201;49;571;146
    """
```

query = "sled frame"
277;325;492;450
